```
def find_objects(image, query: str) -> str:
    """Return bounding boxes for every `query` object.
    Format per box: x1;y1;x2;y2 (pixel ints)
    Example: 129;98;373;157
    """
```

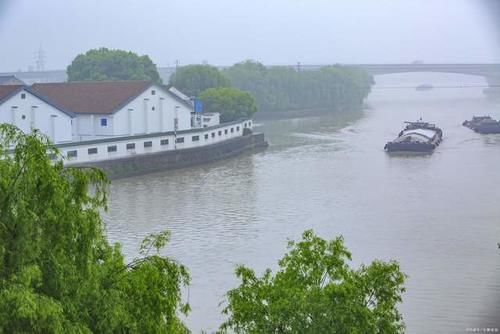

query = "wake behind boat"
384;120;443;153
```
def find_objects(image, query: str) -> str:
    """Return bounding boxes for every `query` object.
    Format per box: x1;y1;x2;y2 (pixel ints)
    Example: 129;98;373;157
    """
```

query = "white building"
31;81;195;141
0;85;74;143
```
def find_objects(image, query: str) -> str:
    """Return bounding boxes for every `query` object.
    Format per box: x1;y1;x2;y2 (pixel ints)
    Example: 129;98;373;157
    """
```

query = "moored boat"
416;84;434;91
463;116;500;134
384;120;443;153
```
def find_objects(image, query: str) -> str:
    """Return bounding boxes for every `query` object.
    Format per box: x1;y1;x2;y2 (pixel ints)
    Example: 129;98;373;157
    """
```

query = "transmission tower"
35;46;46;72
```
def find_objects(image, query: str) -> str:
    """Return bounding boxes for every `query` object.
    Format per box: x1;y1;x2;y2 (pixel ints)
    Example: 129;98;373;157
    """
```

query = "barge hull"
384;142;435;152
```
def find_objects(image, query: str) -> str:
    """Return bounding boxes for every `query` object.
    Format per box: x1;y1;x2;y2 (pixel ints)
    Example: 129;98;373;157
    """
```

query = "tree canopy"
169;64;231;97
67;47;162;83
220;230;407;334
224;60;374;113
0;124;189;333
199;87;257;122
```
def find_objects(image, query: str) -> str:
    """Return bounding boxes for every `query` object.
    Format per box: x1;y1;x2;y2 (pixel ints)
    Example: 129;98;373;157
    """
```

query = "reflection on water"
104;73;500;333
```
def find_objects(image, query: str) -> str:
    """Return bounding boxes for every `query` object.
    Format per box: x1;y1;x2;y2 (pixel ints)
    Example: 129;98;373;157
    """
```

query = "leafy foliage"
67;47;162;83
200;87;257;122
169;64;231;97
0;124;189;333
224;60;374;113
220;230;406;334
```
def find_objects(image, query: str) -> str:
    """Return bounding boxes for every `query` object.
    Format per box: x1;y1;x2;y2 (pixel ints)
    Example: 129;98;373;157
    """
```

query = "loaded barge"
463;116;500;134
384;120;443;153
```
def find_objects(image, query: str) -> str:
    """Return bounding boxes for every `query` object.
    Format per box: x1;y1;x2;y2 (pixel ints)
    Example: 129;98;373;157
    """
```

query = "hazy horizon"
0;0;499;72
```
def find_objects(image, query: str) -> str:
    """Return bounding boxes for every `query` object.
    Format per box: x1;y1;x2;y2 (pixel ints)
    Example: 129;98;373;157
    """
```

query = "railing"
58;119;253;165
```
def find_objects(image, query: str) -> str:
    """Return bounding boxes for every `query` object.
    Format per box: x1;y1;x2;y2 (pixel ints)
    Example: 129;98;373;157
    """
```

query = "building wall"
202;113;220;128
0;89;73;143
75;114;115;140
60;119;253;165
74;84;193;139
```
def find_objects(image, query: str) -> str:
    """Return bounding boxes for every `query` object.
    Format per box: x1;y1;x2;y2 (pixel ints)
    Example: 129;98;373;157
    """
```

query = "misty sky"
0;0;499;72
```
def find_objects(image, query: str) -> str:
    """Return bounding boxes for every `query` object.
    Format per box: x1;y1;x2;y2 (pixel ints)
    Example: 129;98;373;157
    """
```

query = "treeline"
224;60;374;112
65;48;373;121
170;60;374;115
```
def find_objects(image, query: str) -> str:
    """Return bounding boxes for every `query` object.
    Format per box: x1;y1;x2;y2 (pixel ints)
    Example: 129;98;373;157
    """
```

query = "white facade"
0;88;73;143
75;85;193;141
60;119;253;165
202;113;220;128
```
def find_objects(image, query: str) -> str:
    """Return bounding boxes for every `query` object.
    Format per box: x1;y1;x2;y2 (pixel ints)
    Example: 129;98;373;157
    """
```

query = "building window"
126;143;135;150
224;129;228;134
67;150;77;158
244;123;247;128
100;118;107;127
144;141;152;148
88;148;98;155
218;130;222;136
160;139;169;145
204;134;209;140
107;145;117;153
237;126;240;131
231;128;234;133
175;137;184;143
48;153;57;160
192;135;200;142
152;106;155;111
249;121;252;126
21;93;26;99
151;90;156;95
203;117;210;122
211;132;215;138
21;115;26;120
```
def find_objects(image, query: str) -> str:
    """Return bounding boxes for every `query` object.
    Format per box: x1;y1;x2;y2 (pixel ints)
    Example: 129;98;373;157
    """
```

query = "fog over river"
104;72;500;333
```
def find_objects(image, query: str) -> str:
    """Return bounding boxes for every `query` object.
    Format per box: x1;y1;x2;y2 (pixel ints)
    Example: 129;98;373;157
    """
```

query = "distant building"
0;80;256;169
0;75;26;86
0;85;74;143
30;81;195;141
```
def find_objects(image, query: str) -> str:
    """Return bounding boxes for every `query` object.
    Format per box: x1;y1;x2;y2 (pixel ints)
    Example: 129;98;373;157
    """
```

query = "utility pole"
174;106;179;150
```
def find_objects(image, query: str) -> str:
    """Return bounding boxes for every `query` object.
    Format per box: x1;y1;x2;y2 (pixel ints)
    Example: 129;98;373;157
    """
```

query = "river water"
104;73;500;333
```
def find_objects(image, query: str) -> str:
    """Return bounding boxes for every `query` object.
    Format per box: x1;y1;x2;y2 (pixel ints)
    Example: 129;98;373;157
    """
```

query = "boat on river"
416;84;434;91
463;116;500;134
384;120;443;153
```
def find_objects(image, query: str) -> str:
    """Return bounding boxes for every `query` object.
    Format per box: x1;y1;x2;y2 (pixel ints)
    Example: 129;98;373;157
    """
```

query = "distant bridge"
4;63;500;88
288;63;500;86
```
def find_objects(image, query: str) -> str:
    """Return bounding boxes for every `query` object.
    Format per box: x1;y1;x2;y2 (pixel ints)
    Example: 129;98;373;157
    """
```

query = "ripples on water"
104;73;500;333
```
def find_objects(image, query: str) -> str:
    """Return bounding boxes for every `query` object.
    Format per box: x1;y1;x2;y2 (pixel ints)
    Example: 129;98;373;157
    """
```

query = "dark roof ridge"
33;79;151;85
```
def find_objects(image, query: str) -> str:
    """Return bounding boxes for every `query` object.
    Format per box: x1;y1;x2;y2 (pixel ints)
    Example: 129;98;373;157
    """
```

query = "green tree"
169;64;231;97
200;87;257;122
0;124;189;333
67;47;162;83
225;60;374;113
220;230;406;334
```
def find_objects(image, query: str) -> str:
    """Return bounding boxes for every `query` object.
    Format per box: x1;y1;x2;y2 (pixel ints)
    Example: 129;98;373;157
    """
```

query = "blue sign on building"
194;99;203;113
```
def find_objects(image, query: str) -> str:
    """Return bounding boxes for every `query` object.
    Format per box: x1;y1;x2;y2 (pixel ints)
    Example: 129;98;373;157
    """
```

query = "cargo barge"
463;116;500;134
384;120;443;153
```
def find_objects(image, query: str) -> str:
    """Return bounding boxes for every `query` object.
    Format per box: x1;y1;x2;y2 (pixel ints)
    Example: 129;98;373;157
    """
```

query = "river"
104;72;500;333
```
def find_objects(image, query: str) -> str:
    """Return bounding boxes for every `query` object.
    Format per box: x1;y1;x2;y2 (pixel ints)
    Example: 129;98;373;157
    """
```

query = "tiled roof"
0;85;24;104
31;81;153;114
